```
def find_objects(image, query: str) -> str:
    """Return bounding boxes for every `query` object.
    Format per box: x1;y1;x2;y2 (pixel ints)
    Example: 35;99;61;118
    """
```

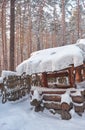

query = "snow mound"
61;91;72;104
31;89;41;101
1;70;17;78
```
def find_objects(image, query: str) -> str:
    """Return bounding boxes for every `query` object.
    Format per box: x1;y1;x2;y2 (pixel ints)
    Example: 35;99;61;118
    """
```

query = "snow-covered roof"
16;39;85;75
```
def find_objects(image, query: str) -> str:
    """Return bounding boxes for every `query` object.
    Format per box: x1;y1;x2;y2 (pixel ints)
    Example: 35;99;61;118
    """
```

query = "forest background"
0;0;85;75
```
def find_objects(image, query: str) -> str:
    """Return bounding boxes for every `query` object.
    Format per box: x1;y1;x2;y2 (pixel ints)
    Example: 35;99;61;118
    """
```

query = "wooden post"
83;64;85;79
41;72;48;87
68;65;75;87
75;66;82;83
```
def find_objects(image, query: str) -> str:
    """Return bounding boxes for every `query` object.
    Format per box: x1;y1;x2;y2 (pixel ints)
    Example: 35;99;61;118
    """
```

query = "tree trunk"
10;0;15;71
77;0;80;39
28;3;32;55
1;0;8;71
61;0;66;45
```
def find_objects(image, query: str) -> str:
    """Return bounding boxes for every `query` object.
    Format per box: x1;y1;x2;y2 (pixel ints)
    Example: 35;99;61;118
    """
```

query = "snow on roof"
16;39;85;75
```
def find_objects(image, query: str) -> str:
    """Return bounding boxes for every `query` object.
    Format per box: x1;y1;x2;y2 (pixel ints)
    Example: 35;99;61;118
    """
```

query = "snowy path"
0;95;85;130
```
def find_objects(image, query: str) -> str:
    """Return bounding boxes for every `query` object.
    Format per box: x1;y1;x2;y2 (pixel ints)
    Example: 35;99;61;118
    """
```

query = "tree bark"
62;0;66;45
10;0;15;71
77;0;80;39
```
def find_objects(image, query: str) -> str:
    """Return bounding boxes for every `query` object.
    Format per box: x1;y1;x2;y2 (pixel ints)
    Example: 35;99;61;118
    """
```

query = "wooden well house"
24;43;85;89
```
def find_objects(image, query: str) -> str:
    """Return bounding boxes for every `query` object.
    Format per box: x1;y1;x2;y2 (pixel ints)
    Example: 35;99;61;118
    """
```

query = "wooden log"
30;99;41;107
44;102;61;110
0;83;3;90
82;64;85;79
43;95;61;102
81;90;85;98
84;103;85;109
71;96;84;104
42;90;66;95
35;105;44;112
51;84;72;89
74;105;84;113
41;72;48;87
61;111;71;120
61;102;72;111
68;65;75;87
75;66;82;83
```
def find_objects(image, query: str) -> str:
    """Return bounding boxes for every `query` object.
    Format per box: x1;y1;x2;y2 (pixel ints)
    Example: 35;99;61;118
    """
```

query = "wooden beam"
68;65;75;87
41;72;48;87
82;64;85;79
47;71;68;78
75;66;82;82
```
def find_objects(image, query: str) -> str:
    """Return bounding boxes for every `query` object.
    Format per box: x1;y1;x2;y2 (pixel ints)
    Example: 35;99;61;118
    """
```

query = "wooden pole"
68;65;75;87
82;64;85;79
10;0;15;71
41;72;48;87
75;66;82;82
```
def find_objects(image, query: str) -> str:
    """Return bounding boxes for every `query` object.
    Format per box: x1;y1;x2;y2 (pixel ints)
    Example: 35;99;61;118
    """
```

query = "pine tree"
10;0;15;71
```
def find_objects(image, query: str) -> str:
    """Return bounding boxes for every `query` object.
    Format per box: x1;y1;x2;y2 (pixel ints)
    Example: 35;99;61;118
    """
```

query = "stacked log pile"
30;87;85;120
71;91;85;116
0;74;31;103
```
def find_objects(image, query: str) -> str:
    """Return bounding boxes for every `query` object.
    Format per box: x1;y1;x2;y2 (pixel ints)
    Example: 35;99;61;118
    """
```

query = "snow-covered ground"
0;95;85;130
